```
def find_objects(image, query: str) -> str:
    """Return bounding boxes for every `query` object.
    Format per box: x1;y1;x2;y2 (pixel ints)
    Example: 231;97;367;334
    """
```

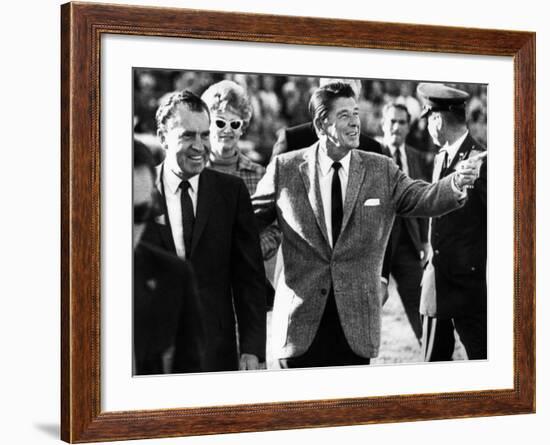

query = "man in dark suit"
142;91;266;373
253;82;481;369
133;140;203;375
417;83;487;361
381;102;431;342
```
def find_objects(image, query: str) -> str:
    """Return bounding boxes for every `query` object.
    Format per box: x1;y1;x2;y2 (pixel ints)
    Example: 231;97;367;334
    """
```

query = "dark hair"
133;139;155;178
441;108;467;126
308;82;356;123
382;102;411;124
155;90;210;134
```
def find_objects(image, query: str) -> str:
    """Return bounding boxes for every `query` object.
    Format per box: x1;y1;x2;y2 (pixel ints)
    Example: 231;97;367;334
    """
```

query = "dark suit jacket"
420;134;487;318
383;144;431;258
142;167;267;372
134;241;203;375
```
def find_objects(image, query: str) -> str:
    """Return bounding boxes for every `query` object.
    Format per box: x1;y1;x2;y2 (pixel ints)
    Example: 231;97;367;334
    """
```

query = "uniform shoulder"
469;135;487;152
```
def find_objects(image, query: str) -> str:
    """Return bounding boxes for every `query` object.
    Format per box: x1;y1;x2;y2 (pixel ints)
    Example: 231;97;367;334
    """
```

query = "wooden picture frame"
61;1;535;442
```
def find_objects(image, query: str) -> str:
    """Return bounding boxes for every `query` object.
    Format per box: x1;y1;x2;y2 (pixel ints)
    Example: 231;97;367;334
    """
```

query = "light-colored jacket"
252;143;463;359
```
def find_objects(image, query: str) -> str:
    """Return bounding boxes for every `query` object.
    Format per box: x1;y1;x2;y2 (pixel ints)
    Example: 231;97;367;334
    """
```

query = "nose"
350;114;360;127
192;134;206;151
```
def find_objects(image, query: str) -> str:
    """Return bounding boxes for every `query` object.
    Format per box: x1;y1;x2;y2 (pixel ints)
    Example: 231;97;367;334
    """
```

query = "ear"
157;128;166;148
313;116;326;138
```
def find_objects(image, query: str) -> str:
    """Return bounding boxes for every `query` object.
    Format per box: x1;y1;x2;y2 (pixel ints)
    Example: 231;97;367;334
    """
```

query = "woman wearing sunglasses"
201;80;281;311
200;80;267;198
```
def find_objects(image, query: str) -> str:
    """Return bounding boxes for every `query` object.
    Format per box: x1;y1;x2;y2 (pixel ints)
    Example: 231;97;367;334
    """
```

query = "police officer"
417;83;488;361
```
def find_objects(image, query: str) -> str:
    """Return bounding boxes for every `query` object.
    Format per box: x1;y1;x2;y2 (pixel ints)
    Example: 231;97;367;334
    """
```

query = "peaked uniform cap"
417;83;470;118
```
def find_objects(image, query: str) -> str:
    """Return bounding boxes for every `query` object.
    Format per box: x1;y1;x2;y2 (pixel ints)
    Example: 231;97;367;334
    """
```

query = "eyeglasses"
214;118;243;131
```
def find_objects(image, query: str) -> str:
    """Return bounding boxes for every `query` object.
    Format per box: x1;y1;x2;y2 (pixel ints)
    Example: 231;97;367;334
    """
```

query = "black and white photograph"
132;69;487;375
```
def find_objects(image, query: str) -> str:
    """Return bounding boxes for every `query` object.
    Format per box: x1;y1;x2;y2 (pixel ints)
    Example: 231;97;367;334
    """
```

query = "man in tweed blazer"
252;82;480;368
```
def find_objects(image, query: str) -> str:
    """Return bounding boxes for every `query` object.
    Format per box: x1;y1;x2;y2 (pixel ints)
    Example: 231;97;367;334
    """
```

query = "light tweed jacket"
252;143;463;359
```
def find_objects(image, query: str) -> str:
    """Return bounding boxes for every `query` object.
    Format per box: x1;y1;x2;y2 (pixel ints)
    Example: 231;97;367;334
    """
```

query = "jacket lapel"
190;169;216;256
340;150;366;236
299;144;331;247
154;164;177;254
446;134;475;174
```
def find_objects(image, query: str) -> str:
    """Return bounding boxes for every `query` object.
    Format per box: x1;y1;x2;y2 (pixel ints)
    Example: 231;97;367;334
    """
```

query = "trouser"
391;242;424;342
421;312;487;361
279;289;371;369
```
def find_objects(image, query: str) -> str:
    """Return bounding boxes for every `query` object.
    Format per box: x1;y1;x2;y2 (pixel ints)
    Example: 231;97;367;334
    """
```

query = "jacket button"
321;289;327;296
471;266;476;271
434;250;439;255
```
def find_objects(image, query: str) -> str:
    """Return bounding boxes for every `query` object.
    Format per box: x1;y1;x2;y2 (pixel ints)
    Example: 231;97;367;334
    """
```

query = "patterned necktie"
179;180;195;257
331;162;343;246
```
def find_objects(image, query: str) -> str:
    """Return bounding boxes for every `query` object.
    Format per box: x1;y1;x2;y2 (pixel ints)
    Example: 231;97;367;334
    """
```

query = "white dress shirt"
433;130;469;182
162;167;199;258
388;143;409;176
317;146;351;248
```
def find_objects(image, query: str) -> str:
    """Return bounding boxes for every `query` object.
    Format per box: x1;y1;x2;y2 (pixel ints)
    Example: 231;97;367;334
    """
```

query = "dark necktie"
394;148;403;170
439;149;449;179
331;162;343;246
179;180;195;257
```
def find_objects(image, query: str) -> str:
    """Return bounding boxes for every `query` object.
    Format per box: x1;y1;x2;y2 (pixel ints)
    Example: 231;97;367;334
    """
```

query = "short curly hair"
201;80;253;128
155;90;210;135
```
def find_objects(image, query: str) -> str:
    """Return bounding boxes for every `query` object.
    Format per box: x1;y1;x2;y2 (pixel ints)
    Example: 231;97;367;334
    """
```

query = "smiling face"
209;109;244;159
382;106;410;148
159;104;211;179
319;96;360;160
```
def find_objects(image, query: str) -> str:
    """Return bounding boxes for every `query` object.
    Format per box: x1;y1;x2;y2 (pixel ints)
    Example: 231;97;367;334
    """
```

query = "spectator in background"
201;80;282;262
380;103;431;342
134;71;160;134
133;139;204;375
396;81;422;123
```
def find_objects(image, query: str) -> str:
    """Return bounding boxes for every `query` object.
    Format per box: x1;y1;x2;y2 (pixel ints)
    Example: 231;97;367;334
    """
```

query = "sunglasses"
214;118;243;131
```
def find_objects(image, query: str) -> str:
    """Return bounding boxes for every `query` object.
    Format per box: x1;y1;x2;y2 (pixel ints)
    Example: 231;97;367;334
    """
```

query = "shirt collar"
388;143;406;159
441;130;469;160
164;164;200;195
317;144;351;177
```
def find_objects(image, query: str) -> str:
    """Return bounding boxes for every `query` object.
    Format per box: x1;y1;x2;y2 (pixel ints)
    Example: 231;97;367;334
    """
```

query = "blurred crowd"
134;69;487;166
